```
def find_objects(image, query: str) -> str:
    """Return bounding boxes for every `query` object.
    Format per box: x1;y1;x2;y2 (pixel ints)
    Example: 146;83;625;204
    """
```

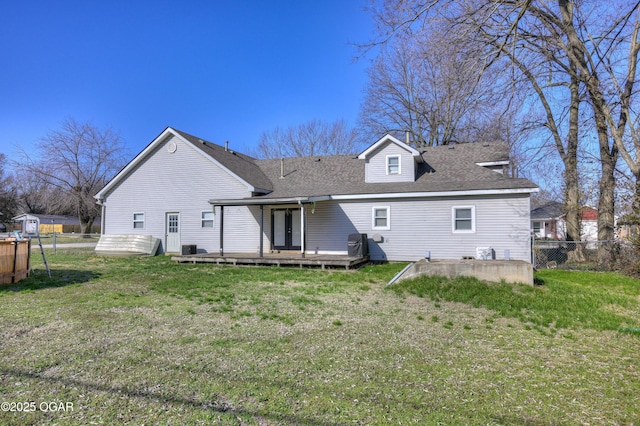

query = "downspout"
96;198;106;235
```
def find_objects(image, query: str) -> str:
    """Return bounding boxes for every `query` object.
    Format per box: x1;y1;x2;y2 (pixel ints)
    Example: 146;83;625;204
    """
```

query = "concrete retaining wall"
395;259;533;286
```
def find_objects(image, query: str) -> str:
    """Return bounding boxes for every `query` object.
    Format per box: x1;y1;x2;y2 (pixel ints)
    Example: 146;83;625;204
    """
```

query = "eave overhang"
209;186;539;207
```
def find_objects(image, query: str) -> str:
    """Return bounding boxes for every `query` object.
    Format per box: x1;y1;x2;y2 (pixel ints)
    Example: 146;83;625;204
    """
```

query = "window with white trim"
133;212;145;229
386;155;400;175
201;210;214;228
452;206;475;233
372;206;391;230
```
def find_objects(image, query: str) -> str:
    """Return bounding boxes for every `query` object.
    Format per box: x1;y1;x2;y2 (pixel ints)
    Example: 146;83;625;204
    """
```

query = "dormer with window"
358;134;422;183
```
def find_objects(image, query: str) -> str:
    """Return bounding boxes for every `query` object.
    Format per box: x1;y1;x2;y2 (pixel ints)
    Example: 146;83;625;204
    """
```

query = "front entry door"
272;208;301;250
166;212;180;253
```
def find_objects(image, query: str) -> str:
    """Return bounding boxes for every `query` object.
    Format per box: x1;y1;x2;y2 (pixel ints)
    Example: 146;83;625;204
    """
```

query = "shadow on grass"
0;366;340;426
533;276;546;286
0;269;101;292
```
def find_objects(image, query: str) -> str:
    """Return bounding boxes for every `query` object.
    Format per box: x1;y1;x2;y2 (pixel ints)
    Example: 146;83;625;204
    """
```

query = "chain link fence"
532;239;640;272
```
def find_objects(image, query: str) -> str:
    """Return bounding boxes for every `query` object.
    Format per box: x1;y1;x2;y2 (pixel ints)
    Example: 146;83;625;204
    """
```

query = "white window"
386;155;400;175
133;212;145;229
372;206;391;230
452;206;475;233
533;221;541;233
201;210;214;228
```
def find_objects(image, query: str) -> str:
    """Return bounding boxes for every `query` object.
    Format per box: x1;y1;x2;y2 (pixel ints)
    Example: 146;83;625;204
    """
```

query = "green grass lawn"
1;249;639;425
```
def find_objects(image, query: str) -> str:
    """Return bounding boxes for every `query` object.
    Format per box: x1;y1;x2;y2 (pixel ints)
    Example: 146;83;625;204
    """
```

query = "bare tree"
12;169;66;215
460;0;589;259
0;153;19;224
363;0;640;265
251;119;363;159
359;16;515;148
482;0;638;264
17;118;127;234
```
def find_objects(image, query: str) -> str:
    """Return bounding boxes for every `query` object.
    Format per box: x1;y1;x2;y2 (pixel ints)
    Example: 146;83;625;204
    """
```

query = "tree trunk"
633;176;640;220
79;217;94;235
594;109;619;266
564;74;585;262
564;162;585;262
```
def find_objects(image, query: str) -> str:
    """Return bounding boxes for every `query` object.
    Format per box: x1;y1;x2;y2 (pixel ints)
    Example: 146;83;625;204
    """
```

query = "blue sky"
0;1;373;159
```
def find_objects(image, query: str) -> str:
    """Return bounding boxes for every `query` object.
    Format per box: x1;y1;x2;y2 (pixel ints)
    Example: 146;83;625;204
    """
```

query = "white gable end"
358;134;420;183
95;127;256;201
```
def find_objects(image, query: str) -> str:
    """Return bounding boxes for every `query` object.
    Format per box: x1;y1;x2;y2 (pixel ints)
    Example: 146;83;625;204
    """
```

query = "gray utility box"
181;245;197;255
347;233;368;257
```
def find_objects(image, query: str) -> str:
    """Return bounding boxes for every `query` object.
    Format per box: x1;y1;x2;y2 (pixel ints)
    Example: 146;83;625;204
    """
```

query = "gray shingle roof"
175;129;273;192
180;129;537;198
255;142;535;198
530;201;564;220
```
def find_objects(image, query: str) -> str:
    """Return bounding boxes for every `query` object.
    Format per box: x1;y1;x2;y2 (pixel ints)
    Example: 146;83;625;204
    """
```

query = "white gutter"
209;195;332;206
475;160;510;167
328;187;539;201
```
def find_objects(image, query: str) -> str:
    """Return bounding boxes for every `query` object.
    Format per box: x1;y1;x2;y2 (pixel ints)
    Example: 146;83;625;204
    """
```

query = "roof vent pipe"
406;131;410;145
225;140;229;152
280;157;284;179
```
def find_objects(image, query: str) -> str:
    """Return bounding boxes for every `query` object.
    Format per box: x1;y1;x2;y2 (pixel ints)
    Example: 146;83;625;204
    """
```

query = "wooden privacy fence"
0;240;31;285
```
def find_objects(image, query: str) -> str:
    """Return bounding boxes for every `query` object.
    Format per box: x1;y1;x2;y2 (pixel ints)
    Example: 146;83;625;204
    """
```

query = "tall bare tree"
479;0;638;263
252;119;363;159
0;153;19;224
18;118;127;234
460;0;589;258
364;0;640;264
359;15;515;148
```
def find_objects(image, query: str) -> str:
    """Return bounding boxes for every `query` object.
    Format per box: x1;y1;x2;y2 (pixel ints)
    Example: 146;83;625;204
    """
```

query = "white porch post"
259;204;264;258
300;203;305;258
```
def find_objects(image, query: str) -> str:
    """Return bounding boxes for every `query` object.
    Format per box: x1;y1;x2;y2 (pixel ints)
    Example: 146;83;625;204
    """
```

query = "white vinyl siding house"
304;195;530;262
96;128;538;261
97;131;257;253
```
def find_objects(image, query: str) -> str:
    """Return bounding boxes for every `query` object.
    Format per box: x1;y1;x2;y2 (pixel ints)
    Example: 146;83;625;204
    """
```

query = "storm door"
165;212;180;253
272;208;301;250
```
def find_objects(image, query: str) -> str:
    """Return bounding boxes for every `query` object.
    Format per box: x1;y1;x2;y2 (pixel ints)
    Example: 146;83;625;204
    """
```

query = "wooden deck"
171;252;370;270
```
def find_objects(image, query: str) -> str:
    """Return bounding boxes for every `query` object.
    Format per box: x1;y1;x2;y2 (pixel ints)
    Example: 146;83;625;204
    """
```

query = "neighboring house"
530;202;598;241
95;127;539;262
531;202;565;239
11;213;101;234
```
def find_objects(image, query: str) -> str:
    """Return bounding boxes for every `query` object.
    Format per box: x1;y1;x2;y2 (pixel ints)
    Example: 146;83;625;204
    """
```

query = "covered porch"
209;195;329;259
197;196;369;269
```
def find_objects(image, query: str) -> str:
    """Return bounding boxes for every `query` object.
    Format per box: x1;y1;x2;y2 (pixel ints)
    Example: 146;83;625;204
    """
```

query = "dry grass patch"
0;250;638;424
